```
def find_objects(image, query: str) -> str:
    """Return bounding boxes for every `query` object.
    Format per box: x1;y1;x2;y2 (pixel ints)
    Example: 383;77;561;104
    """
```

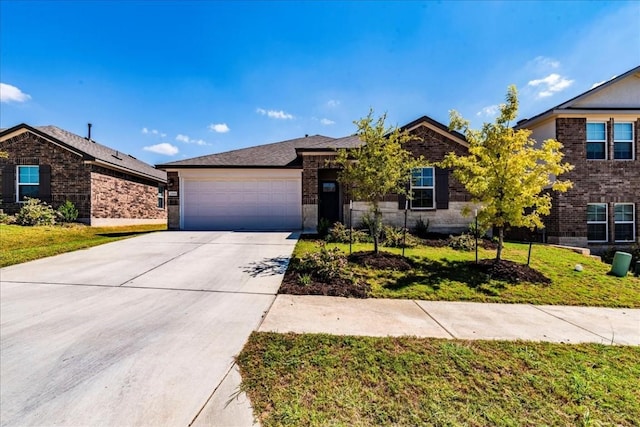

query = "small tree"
441;86;573;261
334;110;422;254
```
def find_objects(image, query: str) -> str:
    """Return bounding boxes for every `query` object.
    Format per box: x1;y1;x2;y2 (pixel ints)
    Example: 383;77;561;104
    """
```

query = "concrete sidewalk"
260;295;640;346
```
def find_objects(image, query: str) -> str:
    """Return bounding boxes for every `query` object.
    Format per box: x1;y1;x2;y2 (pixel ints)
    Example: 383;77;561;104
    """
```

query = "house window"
411;167;435;209
613;122;634;160
586;122;606;160
17;165;39;201
157;185;165;209
587;203;608;242
614;203;635;242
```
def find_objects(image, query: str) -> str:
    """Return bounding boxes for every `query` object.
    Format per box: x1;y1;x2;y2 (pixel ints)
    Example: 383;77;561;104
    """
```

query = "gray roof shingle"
1;124;166;182
157;134;336;168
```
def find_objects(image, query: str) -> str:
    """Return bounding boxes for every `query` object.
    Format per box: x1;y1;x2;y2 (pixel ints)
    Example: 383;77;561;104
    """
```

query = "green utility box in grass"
609;252;632;277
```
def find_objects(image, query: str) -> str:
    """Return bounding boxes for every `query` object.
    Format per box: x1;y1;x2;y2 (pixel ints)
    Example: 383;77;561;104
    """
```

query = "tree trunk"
496;226;504;261
371;203;381;254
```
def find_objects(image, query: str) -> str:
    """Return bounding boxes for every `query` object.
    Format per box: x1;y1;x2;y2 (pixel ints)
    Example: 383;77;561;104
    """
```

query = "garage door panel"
183;176;301;230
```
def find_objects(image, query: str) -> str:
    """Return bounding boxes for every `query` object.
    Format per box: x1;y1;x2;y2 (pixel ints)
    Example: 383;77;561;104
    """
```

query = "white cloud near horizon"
209;123;230;133
528;73;574;98
320;118;335;125
256;108;294;119
1;83;31;103
476;104;499;117
175;134;210;146
143;143;179;156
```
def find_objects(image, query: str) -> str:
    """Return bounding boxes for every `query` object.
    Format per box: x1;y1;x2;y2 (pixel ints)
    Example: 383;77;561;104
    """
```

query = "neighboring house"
0;124;168;226
156;116;475;233
516;65;640;249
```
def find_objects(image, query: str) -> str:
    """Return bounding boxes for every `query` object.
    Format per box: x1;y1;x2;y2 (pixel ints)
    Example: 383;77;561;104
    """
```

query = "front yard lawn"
286;240;640;307
0;223;167;267
238;332;640;426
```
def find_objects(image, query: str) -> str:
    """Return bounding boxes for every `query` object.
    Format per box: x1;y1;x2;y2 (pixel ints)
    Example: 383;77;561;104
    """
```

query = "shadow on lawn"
384;258;505;296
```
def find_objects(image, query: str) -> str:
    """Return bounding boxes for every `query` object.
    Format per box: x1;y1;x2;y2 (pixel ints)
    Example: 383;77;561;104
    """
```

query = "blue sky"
1;1;639;165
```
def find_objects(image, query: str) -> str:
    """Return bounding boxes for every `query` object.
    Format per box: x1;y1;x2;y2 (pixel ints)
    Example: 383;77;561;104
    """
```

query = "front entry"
318;180;340;225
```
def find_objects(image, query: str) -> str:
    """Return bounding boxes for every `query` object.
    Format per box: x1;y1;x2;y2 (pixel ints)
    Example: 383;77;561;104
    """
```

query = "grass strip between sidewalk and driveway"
289;240;640;307
238;332;640;427
0;223;167;267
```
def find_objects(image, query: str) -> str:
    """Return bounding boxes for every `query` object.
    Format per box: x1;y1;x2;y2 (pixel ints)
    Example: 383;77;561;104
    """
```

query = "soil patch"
348;251;413;270
279;270;370;298
474;259;551;284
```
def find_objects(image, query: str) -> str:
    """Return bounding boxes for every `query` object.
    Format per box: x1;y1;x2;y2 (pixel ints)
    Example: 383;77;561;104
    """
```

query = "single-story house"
0;123;168;226
516;65;639;249
156;115;475;233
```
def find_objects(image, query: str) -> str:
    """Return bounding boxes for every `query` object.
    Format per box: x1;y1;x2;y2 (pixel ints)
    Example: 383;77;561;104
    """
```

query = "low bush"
290;244;349;281
326;222;370;244
412;217;430;238
56;200;79;223
380;225;420;248
447;233;476;251
15;198;56;226
0;212;15;224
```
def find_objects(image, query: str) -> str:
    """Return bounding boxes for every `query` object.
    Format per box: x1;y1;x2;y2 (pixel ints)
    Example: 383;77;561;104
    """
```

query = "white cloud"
192;139;208;146
143;143;179;156
527;73;574;98
327;99;341;107
176;134;190;143
209;123;230;133
142;127;165;137
256;108;294;120
0;83;31;103
476;104;499;117
320;118;335;125
533;56;560;69
142;127;149;134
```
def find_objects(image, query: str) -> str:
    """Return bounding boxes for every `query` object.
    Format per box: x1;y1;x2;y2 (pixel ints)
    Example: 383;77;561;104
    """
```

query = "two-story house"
516;65;640;250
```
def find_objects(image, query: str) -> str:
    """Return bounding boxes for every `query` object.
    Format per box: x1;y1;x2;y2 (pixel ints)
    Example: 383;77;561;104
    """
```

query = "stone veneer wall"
547;117;640;247
0;131;92;218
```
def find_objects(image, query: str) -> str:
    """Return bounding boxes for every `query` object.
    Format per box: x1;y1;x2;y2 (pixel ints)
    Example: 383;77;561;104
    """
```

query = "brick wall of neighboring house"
546;117;640;247
0;131;92;218
90;165;166;221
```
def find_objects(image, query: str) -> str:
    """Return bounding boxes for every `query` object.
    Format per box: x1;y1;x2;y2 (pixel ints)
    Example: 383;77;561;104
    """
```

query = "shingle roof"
1;124;166;182
157;134;336;168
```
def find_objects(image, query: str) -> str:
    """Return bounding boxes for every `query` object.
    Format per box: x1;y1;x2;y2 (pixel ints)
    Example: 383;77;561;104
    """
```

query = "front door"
318;180;340;225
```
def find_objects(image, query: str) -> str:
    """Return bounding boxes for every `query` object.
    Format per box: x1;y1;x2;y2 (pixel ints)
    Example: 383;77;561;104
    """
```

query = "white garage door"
182;171;302;230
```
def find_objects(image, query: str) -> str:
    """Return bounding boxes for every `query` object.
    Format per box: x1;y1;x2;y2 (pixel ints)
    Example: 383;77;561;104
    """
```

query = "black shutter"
2;164;16;203
435;167;449;210
39;164;52;202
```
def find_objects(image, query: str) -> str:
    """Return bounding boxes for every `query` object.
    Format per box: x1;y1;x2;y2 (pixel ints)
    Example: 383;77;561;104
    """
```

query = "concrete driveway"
0;231;298;427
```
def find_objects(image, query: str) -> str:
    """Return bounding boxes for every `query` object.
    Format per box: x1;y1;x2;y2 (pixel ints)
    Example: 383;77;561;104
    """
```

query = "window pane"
586;123;605;141
19;185;39;200
615;223;634;241
614;123;633;141
586;142;605;159
614;204;634;222
614;141;632;160
322;182;336;193
587;224;607;241
411;167;433;187
587;204;606;222
412;189;434;209
18;166;39;184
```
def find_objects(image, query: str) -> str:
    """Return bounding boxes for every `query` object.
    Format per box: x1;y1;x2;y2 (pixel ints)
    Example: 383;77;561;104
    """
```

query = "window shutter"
435;167;449;210
2;164;16;203
39;164;52;202
398;180;409;210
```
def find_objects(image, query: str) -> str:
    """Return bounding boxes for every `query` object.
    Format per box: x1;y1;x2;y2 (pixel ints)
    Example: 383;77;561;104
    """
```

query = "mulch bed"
348;251;413;270
279;271;370;298
474;259;551;284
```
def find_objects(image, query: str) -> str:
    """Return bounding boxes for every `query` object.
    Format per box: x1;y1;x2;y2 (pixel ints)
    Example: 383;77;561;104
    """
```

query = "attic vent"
86;123;93;142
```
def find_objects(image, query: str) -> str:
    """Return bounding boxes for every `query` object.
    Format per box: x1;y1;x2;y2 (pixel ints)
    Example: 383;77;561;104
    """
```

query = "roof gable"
401;115;468;147
0;124;166;182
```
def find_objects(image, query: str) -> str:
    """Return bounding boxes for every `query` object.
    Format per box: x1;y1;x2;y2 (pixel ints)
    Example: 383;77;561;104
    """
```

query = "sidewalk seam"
530;305;612;344
413;300;457;339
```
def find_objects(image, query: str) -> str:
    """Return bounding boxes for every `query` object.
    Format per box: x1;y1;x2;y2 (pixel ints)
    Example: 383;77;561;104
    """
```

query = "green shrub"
291;244;349;281
468;220;489;238
0;212;15;224
447;233;476;251
15;198;56;226
380;225;420;248
412;217;430;238
56;200;79;223
317;217;331;237
326;222;370;243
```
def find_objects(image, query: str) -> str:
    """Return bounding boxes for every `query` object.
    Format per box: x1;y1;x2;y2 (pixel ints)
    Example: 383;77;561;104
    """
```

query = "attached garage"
180;169;302;230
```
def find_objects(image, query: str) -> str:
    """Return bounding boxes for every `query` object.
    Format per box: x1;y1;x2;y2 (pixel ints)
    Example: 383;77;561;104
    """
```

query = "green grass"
238;332;640;427
292;240;640;307
0;223;167;267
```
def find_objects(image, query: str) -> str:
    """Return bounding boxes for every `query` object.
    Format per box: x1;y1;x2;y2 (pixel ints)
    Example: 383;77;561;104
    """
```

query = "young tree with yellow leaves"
441;86;573;261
